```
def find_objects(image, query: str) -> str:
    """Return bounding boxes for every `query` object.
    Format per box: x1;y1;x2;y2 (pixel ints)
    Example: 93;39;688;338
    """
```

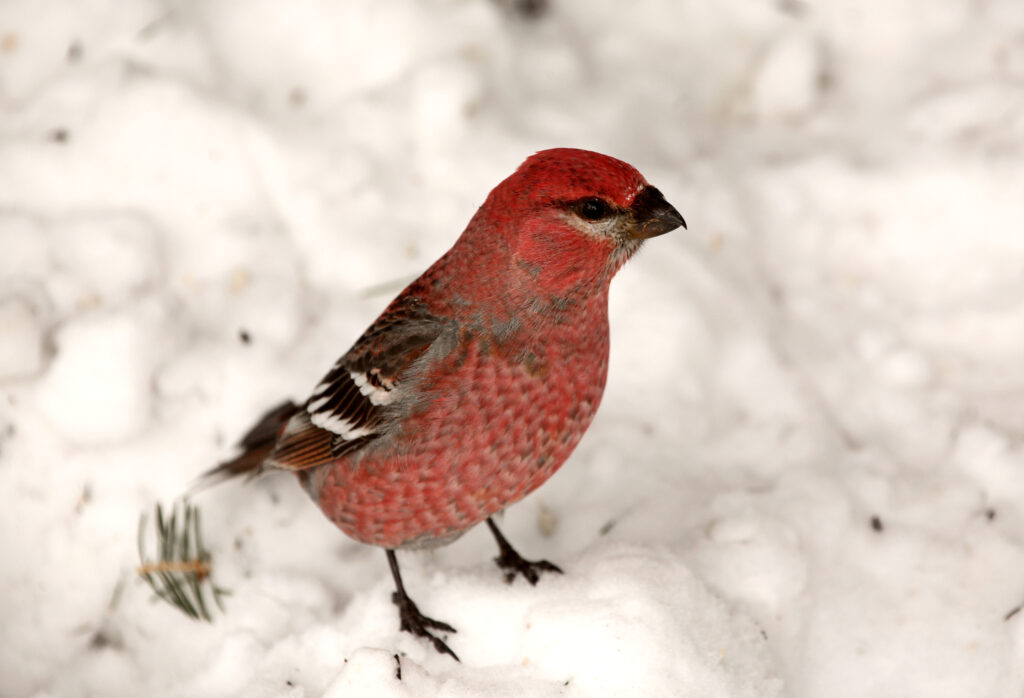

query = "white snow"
34;307;158;445
751;32;821;121
0;295;46;380
2;0;1024;696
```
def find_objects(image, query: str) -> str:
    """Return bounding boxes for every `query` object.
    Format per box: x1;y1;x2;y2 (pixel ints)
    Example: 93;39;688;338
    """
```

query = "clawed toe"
495;551;563;585
391;591;457;634
391;591;459;660
386;550;459;661
486;517;563;585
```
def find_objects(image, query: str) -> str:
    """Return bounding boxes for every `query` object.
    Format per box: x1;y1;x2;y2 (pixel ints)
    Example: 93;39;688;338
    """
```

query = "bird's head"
477;148;686;298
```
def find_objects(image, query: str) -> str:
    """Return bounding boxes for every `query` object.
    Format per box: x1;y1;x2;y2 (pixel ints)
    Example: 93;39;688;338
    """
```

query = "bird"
202;148;685;660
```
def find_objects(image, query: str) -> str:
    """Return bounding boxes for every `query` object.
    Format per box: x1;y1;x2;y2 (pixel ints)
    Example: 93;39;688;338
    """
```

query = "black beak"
629;185;686;239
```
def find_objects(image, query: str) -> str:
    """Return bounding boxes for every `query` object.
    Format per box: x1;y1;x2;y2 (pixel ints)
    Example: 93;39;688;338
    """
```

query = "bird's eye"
577;198;610;221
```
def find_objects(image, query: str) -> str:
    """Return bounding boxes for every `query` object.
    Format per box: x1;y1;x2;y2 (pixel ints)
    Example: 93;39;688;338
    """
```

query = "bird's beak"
629;185;686;239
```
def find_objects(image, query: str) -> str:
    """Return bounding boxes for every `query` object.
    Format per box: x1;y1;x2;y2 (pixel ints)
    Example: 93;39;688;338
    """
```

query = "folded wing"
268;297;447;471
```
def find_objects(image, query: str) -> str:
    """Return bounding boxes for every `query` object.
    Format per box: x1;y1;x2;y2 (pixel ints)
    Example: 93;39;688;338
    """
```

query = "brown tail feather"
192;400;301;491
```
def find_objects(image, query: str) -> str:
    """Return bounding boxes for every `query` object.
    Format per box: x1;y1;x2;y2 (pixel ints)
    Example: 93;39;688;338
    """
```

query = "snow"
750;32;821;121
2;0;1024;696
0;295;46;380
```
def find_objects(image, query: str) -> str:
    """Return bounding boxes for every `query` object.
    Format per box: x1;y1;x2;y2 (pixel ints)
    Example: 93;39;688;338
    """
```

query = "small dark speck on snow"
512;0;548;20
288;87;307;108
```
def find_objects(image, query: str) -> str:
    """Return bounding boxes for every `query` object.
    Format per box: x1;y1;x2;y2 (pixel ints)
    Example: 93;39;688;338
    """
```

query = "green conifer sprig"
136;500;229;621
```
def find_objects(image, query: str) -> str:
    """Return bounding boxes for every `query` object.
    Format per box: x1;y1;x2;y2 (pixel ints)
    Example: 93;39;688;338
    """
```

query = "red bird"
206;148;685;659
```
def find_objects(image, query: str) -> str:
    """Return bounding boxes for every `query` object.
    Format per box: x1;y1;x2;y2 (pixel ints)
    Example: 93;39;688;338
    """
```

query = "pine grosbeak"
206;148;685;659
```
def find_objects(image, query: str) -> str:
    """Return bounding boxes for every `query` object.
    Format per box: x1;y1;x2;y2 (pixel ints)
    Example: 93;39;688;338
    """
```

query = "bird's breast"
313;304;612;549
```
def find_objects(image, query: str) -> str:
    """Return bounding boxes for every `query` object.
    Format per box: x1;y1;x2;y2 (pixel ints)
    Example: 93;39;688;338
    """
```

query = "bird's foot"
390;591;459;661
494;547;563;585
485;517;563;585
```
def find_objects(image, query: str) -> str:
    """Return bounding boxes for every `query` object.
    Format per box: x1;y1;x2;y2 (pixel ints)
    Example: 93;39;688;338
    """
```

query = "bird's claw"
390;591;459;661
494;549;563;585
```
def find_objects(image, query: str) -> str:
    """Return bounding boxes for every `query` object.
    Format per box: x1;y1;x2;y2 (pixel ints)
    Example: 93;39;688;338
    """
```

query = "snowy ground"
3;0;1024;696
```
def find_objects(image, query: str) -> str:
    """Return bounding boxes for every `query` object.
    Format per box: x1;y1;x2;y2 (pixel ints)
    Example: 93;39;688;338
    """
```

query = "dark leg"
486;517;563;585
386;550;459;661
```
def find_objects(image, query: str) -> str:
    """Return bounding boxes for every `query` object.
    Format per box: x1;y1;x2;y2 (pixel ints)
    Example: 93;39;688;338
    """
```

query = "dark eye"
577;197;610;221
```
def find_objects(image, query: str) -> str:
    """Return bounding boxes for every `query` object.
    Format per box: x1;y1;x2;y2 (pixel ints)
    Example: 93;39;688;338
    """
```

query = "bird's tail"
191;400;300;491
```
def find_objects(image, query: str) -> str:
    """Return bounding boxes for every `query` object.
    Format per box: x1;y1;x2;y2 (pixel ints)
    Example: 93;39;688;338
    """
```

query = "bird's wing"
267;297;447;472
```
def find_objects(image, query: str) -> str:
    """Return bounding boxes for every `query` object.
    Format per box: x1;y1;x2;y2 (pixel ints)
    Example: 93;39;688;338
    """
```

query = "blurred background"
2;0;1024;696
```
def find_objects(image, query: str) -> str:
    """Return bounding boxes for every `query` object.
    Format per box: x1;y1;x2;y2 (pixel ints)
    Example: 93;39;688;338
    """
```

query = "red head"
484;148;684;294
430;148;685;313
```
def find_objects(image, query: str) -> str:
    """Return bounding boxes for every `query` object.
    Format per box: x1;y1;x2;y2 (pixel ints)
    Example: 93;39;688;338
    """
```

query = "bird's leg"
486;517;563;585
386;550;459;661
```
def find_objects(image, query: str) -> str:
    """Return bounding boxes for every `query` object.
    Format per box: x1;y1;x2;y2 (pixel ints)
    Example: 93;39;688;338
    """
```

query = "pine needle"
137;500;230;622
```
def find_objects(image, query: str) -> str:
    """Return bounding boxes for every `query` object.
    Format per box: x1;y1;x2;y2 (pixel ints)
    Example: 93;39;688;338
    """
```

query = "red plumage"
208;148;685;658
